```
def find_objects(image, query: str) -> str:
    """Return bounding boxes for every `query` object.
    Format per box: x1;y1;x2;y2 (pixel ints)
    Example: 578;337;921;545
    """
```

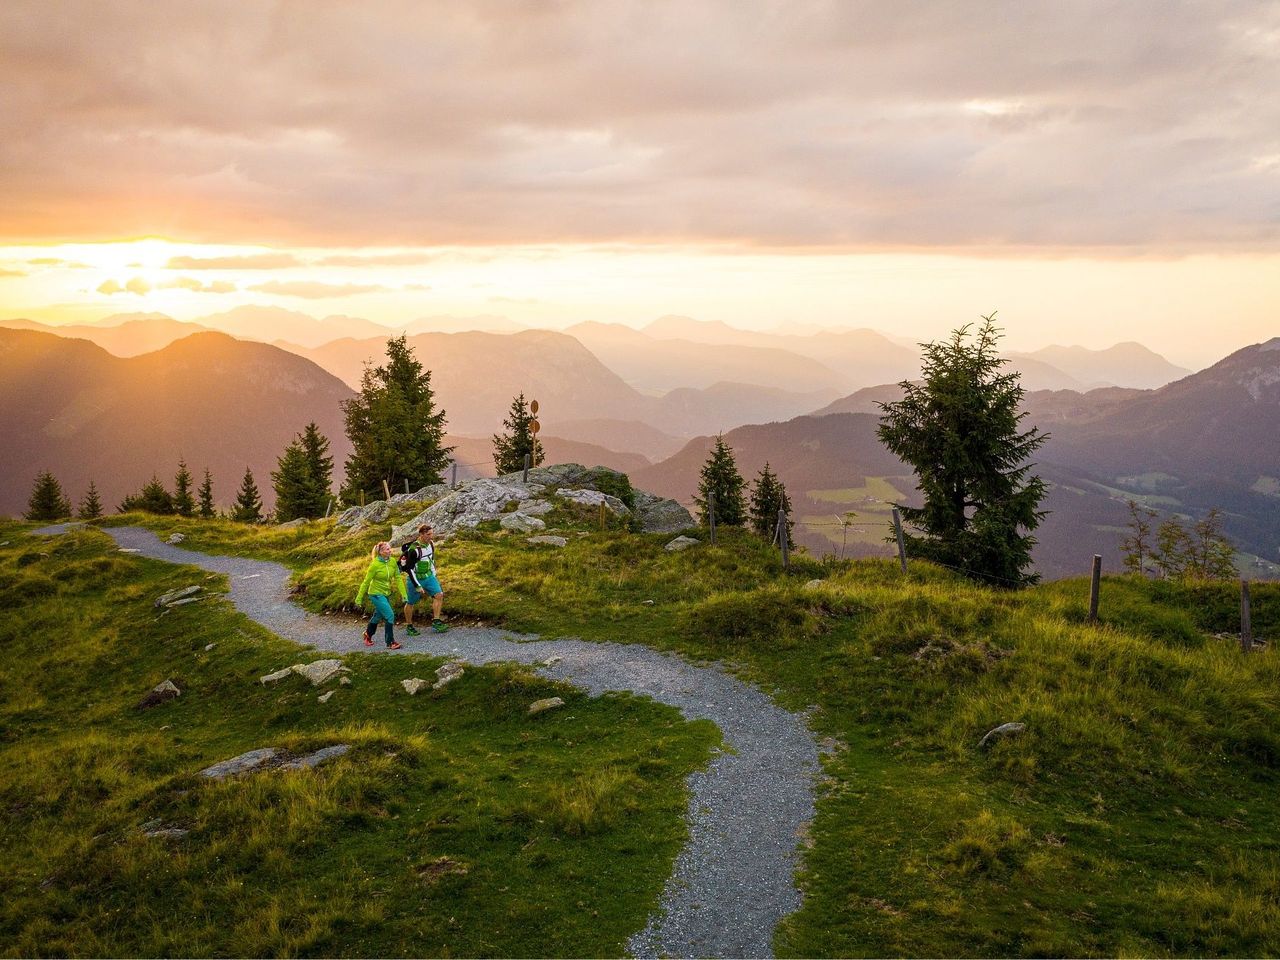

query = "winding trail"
37;524;821;959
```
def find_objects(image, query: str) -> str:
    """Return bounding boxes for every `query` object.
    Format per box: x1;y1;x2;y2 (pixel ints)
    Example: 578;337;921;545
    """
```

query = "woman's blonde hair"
371;540;391;560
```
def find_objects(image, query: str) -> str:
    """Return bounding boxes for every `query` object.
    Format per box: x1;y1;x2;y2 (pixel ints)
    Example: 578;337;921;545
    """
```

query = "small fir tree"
173;459;196;517
1121;500;1158;576
119;475;175;514
25;471;72;522
492;392;545;475
876;314;1048;587
693;434;746;527
273;437;313;522
1190;508;1236;581
748;461;794;547
1152;517;1193;580
77;480;104;520
232;466;263;523
299;423;334;515
198;469;215;518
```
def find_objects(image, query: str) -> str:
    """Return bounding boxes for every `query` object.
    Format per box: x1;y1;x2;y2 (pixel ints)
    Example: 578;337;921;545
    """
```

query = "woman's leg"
370;594;396;646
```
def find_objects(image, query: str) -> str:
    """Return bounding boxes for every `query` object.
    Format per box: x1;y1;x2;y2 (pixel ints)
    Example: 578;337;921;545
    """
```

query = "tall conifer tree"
77;480;104;520
748;461;794;547
198;469;216;518
232;466;263;522
342;336;452;501
173;459;196;517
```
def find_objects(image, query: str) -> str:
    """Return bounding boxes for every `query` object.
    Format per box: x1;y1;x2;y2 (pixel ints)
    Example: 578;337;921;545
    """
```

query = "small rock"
260;668;294;685
978;722;1026;749
339;676;352;686
433;662;466;689
500;512;546;533
402;678;429;696
318;690;335;704
642;599;656;606
154;585;200;608
140;818;162;832
200;747;282;779
517;498;554;516
167;597;205;608
291;659;346;686
276;518;307;530
167;533;185;544
804;579;824;590
136;679;181;710
526;535;568;547
144;827;189;839
528;697;565;715
204;643;216;652
540;655;563;667
664;535;700;552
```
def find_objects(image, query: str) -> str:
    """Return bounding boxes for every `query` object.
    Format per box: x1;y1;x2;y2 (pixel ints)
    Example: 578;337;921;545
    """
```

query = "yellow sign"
530;419;540;434
530;399;539;415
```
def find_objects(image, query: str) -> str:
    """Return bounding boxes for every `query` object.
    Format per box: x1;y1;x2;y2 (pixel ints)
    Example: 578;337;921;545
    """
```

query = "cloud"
317;252;439;267
0;267;26;277
165;276;237;293
97;276;153;295
166;253;300;269
1;2;1278;250
27;257;89;268
249;280;388;299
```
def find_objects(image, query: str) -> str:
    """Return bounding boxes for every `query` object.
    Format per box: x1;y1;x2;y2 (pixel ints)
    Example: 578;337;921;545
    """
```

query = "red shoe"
387;641;403;650
362;631;374;647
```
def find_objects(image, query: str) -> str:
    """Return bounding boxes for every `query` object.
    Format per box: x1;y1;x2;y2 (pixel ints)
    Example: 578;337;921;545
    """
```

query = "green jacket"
356;556;407;606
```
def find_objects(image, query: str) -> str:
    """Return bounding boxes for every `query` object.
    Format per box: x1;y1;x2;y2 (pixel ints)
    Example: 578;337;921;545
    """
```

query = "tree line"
23;336;553;524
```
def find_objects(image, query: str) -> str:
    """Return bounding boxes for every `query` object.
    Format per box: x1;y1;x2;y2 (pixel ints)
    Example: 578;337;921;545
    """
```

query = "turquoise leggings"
367;594;395;645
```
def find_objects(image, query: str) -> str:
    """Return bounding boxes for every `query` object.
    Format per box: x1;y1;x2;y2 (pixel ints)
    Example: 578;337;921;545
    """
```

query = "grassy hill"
3;502;1280;956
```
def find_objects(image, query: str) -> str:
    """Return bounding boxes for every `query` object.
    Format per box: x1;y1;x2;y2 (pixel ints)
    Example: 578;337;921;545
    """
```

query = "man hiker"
400;524;447;635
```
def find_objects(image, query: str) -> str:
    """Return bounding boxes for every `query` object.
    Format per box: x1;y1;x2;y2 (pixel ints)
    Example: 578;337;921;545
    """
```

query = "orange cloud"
166;253;300;269
249;280;387;299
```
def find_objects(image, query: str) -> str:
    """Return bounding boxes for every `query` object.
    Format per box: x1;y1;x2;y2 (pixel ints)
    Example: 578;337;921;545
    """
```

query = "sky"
1;1;1278;367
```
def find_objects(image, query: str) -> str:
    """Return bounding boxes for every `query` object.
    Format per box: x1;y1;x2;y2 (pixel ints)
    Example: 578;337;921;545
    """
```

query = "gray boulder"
391;476;547;542
402;678;429;695
136;679;181;710
527;535;568;547
278;744;350;771
434;662;466;689
978;722;1026;749
154;585;200;608
633;491;694;533
517;499;554;516
665;535;700;552
291;659;347;686
528;696;565;715
167;532;185;544
277;518;307;530
558;488;629;516
200;747;282;779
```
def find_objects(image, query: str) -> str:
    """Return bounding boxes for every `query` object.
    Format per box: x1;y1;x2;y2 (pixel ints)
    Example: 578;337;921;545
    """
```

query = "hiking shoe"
362;631;374;647
406;625;421;637
387;641;403;650
432;620;448;634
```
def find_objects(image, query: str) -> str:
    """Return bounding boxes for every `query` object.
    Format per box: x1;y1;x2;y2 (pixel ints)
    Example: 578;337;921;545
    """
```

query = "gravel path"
36;524;822;959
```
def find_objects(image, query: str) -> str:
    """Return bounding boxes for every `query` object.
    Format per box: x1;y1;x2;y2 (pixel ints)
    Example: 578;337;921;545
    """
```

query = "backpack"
397;543;419;574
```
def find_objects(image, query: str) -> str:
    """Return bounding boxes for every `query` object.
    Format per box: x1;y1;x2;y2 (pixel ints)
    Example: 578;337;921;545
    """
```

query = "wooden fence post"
1088;555;1102;623
404;478;410;495
599;501;606;531
382;479;391;502
324;498;333;519
778;508;790;572
708;491;717;545
523;453;530;483
451;461;458;489
1241;579;1253;652
891;508;908;574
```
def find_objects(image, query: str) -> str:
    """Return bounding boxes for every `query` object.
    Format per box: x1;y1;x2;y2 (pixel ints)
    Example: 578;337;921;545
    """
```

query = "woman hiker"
357;540;408;649
401;523;447;635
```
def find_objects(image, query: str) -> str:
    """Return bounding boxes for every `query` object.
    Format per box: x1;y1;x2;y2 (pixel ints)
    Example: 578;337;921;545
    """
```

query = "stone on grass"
260;668;294;685
200;747;282;779
154;585;200;608
664;535;700;552
402;678;429;695
318;690;335;704
291;659;346;686
500;512;545;532
136;679;181;710
277;518;307;530
167;597;205;608
528;697;565;715
978;722;1026;749
804;579;824;590
278;744;350;771
339;676;352;686
540;655;562;667
526;535;567;547
204;643;216;652
517;499;554;516
144;826;189;839
433;662;466;689
167;533;185;544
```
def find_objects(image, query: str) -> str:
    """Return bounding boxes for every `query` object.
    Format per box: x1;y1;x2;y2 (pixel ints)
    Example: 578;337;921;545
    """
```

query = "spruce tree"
492;392;545;475
232;466;263;522
198;469;215;518
119;475;175;514
693;434;746;527
299;423;334;515
877;314;1048;587
342;335;452;501
173;459;196;517
77;480;104;520
272;437;313;522
25;471;72;522
748;461;794;547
